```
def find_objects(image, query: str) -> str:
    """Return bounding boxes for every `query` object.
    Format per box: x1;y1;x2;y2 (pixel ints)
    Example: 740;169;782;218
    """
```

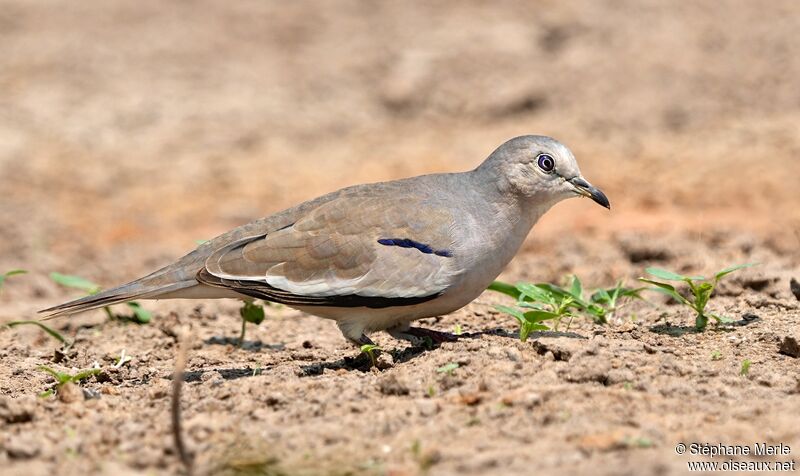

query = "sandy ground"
1;1;799;475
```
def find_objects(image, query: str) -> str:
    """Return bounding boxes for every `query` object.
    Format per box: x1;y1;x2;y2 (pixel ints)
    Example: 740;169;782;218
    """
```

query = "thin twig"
172;332;193;475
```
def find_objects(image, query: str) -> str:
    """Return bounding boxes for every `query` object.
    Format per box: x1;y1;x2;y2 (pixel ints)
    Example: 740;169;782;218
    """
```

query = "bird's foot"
346;333;375;347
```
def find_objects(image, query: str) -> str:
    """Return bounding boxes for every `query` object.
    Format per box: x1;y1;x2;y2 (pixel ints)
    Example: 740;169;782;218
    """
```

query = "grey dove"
41;135;609;346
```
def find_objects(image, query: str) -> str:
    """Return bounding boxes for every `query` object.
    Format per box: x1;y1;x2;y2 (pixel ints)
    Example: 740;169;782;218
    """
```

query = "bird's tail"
38;249;206;320
38;279;197;320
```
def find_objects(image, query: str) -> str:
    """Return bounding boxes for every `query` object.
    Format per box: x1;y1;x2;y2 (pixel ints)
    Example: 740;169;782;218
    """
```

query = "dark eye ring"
537;154;555;172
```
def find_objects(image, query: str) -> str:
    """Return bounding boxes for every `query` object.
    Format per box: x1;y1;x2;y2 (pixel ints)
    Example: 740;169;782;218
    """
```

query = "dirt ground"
1;1;799;475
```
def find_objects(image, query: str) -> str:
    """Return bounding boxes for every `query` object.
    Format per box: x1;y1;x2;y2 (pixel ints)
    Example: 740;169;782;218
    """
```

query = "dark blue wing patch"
377;238;453;257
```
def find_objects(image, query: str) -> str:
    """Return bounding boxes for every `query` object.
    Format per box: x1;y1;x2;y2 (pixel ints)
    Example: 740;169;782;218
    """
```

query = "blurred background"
1;0;799;305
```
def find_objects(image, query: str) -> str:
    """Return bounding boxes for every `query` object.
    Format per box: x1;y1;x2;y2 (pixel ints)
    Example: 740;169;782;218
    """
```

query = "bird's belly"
292;260;503;333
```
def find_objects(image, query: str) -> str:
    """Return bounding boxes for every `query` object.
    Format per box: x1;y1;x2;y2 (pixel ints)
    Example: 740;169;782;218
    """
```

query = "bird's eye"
537;154;555;172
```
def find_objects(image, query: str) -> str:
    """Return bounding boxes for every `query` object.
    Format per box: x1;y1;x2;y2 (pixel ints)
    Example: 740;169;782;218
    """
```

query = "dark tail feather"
38;280;196;320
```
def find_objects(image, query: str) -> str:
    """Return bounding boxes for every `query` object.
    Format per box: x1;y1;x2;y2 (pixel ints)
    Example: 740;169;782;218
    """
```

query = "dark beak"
569;177;610;209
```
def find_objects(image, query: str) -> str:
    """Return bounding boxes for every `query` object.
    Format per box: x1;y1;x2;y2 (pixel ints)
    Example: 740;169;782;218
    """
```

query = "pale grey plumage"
41;135;609;345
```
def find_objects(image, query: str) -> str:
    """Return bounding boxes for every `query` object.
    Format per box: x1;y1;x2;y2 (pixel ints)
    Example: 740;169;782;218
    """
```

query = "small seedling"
587;281;645;324
239;301;266;346
740;359;752;376
0;269;27;295
360;344;381;367
50;272;152;323
711;350;723;361
489;277;642;339
7;320;70;347
426;385;436;397
453;324;463;335
114;349;132;368
38;366;101;398
638;264;755;330
436;362;459;375
494;304;555;341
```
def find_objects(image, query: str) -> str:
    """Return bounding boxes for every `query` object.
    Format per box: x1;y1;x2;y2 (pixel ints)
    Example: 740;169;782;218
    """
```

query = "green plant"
360;344;381;367
0;269;27;295
38;366;101;398
7;320;70;347
238;301;265;346
587;281;645;323
494;304;556;341
711;350;723;361
114;349;132;368
489;276;643;340
638;264;755;330
426;385;436;397
49;272;151;323
740;359;752;376
436;362;459;375
453;324;463;335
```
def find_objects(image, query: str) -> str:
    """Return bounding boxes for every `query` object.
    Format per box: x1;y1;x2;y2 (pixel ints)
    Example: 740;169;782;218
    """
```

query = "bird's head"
480;135;610;210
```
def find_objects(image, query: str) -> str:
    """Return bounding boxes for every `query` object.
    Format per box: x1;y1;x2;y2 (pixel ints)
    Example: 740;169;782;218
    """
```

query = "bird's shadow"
299;345;433;376
177;327;588;382
649;315;760;337
298;327;585;376
203;336;286;352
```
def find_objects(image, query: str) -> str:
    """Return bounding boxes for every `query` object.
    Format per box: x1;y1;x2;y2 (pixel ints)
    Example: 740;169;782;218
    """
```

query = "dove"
41;135;609;346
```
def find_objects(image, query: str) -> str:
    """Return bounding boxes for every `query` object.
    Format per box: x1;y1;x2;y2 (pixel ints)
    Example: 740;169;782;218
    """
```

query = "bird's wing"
197;195;461;308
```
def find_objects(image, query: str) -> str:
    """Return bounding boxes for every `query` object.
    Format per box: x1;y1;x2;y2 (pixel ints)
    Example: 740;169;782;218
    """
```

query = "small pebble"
779;335;799;358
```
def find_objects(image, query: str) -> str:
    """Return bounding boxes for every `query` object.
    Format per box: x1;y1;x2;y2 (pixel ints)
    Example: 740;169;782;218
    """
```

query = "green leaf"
436;363;459;374
584;304;607;318
240;302;265;325
522;310;560;323
4;269;27;277
516;301;547;310
618;287;646;300
740;359;752;376
569;276;583;300
49;272;101;294
71;368;101;383
694;282;714;312
533;283;570;299
541;282;589;308
7;320;68;345
360;344;381;367
645;268;702;281
591;288;612;304
38;366;72;385
495;304;526;323
486;281;521;300
360;344;381;353
126;302;152;323
709;313;734;324
0;269;27;289
516;283;557;304
714;263;756;281
638;278;691;305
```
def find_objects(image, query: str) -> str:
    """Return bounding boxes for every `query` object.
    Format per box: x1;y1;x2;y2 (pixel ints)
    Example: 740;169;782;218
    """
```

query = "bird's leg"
337;320;374;347
387;322;457;346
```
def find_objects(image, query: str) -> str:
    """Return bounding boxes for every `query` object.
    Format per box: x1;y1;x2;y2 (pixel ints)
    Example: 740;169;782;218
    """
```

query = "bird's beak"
569;177;610;209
